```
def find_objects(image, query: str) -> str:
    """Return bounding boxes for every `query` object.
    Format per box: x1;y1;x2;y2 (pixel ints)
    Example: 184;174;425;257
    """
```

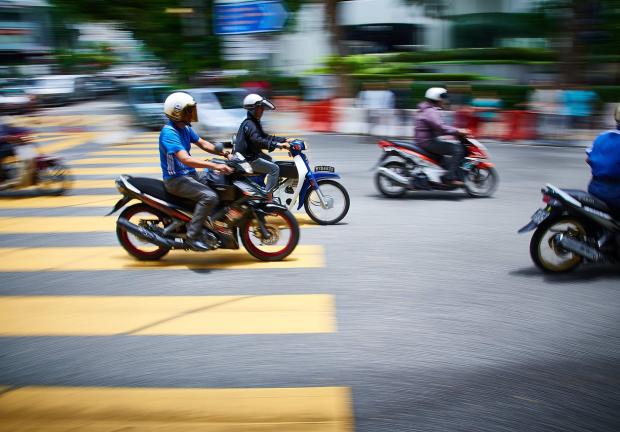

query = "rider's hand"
215;164;234;175
279;142;291;150
285;137;297;144
226;152;234;160
457;128;471;137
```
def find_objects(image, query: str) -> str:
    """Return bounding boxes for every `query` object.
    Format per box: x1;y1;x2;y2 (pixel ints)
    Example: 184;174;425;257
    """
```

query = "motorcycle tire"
116;203;171;261
375;161;408;198
530;216;588;273
304;179;350;225
240;207;299;261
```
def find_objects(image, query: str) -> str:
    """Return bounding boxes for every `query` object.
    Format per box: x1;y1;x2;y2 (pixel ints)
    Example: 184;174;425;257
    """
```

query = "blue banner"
214;1;288;35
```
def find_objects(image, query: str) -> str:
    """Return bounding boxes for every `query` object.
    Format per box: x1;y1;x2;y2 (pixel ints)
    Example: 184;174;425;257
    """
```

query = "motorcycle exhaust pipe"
556;234;604;262
117;218;175;249
377;167;409;186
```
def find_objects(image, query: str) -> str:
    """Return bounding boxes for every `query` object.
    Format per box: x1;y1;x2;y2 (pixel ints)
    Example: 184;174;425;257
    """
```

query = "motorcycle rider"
160;92;233;251
586;105;620;215
234;94;292;197
414;87;470;186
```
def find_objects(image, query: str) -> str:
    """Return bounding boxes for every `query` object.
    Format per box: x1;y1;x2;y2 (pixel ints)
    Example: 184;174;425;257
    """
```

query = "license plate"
315;165;334;173
531;208;549;224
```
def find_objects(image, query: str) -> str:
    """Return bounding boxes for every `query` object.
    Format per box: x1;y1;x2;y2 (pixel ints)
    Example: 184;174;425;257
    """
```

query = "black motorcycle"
518;184;620;273
108;154;300;262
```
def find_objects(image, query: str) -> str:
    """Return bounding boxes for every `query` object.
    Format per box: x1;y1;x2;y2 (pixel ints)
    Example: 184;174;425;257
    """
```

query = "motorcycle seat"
275;161;299;179
125;177;197;211
563;189;618;217
388;140;441;161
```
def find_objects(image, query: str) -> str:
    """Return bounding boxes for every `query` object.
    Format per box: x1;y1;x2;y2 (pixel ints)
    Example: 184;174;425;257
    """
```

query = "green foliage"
50;0;221;80
54;48;117;74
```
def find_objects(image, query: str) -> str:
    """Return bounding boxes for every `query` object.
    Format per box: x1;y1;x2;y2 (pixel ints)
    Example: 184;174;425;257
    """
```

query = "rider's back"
587;129;620;211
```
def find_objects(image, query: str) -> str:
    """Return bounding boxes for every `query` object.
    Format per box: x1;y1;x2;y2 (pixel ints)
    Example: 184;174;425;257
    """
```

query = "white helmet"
243;93;276;110
164;92;198;123
425;87;448;102
615;105;620;126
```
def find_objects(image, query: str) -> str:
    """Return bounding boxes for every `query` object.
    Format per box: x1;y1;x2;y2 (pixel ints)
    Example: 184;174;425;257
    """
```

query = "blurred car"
128;84;172;129
181;87;248;141
24;75;93;106
0;87;36;114
85;76;121;98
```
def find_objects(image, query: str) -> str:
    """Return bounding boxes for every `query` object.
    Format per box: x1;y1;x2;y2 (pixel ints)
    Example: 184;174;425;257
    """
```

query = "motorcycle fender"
517;206;561;234
106;195;132;216
297;172;341;210
371;150;401;170
476;161;495;169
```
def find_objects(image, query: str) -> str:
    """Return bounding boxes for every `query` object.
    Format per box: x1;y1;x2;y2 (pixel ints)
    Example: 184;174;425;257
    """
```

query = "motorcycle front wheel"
464;166;498;198
375;161;408;198
240;208;299;261
116;204;171;261
304;179;350;225
37;162;72;195
530;217;587;273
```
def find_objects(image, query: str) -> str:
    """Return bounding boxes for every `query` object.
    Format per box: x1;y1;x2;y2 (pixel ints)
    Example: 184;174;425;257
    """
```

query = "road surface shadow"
510;265;620;282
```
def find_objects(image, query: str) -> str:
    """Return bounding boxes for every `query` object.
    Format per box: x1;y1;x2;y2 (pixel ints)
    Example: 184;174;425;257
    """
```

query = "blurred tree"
50;0;221;81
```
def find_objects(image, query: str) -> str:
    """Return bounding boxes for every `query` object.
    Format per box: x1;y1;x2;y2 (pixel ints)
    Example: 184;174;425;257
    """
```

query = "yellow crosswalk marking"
0;245;324;271
9;115;119;128
71;166;161;175
72;155;289;165
0;195;118;208
73;156;162;165
0;386;353;431
64;179;119;189
110;143;158;149
0;213;316;232
0;294;335;335
92;149;160;155
38;132;99;154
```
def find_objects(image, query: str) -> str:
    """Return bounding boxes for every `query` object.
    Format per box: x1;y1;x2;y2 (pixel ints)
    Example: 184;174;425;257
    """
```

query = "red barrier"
501;110;538;141
304;100;334;132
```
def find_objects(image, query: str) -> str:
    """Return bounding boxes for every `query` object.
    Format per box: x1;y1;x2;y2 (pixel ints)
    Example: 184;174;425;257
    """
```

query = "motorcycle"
374;136;498;198
0;127;71;195
518;184;620;273
108;153;300;262
270;139;350;225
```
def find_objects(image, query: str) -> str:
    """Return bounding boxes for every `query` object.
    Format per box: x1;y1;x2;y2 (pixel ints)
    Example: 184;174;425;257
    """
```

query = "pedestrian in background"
357;82;394;136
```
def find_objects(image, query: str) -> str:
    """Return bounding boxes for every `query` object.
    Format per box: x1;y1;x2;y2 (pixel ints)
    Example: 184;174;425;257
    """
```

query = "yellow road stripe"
110;143;158;149
9;115;118;128
0;386;353;432
92;149;160;156
0;294;335;335
0;245;324;271
0;213;316;232
65;179;119;189
39;132;99;154
72;155;289;165
71;166;161;175
0;195;118;208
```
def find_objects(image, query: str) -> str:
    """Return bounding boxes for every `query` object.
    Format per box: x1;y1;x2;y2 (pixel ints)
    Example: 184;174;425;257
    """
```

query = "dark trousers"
164;171;219;239
423;139;465;181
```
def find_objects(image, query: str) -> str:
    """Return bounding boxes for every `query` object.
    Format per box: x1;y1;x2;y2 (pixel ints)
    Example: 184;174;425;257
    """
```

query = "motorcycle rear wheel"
530;217;587;273
116;204;171;261
375;161;407;198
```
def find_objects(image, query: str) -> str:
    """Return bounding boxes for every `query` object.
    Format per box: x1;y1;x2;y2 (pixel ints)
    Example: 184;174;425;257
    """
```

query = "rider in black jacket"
234;94;292;195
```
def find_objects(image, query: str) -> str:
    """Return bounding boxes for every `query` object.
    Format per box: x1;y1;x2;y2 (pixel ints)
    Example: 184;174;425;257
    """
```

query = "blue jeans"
250;157;280;191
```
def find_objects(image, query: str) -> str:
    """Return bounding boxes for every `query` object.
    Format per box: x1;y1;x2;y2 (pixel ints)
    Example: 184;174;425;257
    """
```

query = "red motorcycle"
374;136;498;198
0;127;71;195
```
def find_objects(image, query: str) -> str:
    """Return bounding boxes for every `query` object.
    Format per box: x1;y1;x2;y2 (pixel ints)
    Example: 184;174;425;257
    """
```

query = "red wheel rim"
242;212;296;258
119;207;167;258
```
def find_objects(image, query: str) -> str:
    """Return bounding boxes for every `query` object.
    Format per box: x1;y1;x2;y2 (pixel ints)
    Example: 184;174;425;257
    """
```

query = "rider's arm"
195;137;229;158
174;150;232;173
428;109;459;136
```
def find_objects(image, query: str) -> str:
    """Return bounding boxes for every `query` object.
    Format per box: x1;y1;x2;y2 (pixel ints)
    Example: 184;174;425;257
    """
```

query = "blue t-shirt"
159;121;200;179
587;129;620;209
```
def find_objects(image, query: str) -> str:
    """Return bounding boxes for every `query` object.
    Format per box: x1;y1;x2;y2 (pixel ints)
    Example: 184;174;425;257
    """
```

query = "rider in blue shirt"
587;105;620;214
160;92;233;251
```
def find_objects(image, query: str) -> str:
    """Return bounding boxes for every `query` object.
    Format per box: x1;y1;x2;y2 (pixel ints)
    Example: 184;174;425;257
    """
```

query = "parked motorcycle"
108;154;300;262
374;136;498;198
271;139;349;225
0;127;71;195
518;184;620;273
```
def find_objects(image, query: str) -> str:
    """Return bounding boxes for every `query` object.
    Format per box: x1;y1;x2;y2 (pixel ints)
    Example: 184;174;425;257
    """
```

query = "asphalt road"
1;102;619;431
